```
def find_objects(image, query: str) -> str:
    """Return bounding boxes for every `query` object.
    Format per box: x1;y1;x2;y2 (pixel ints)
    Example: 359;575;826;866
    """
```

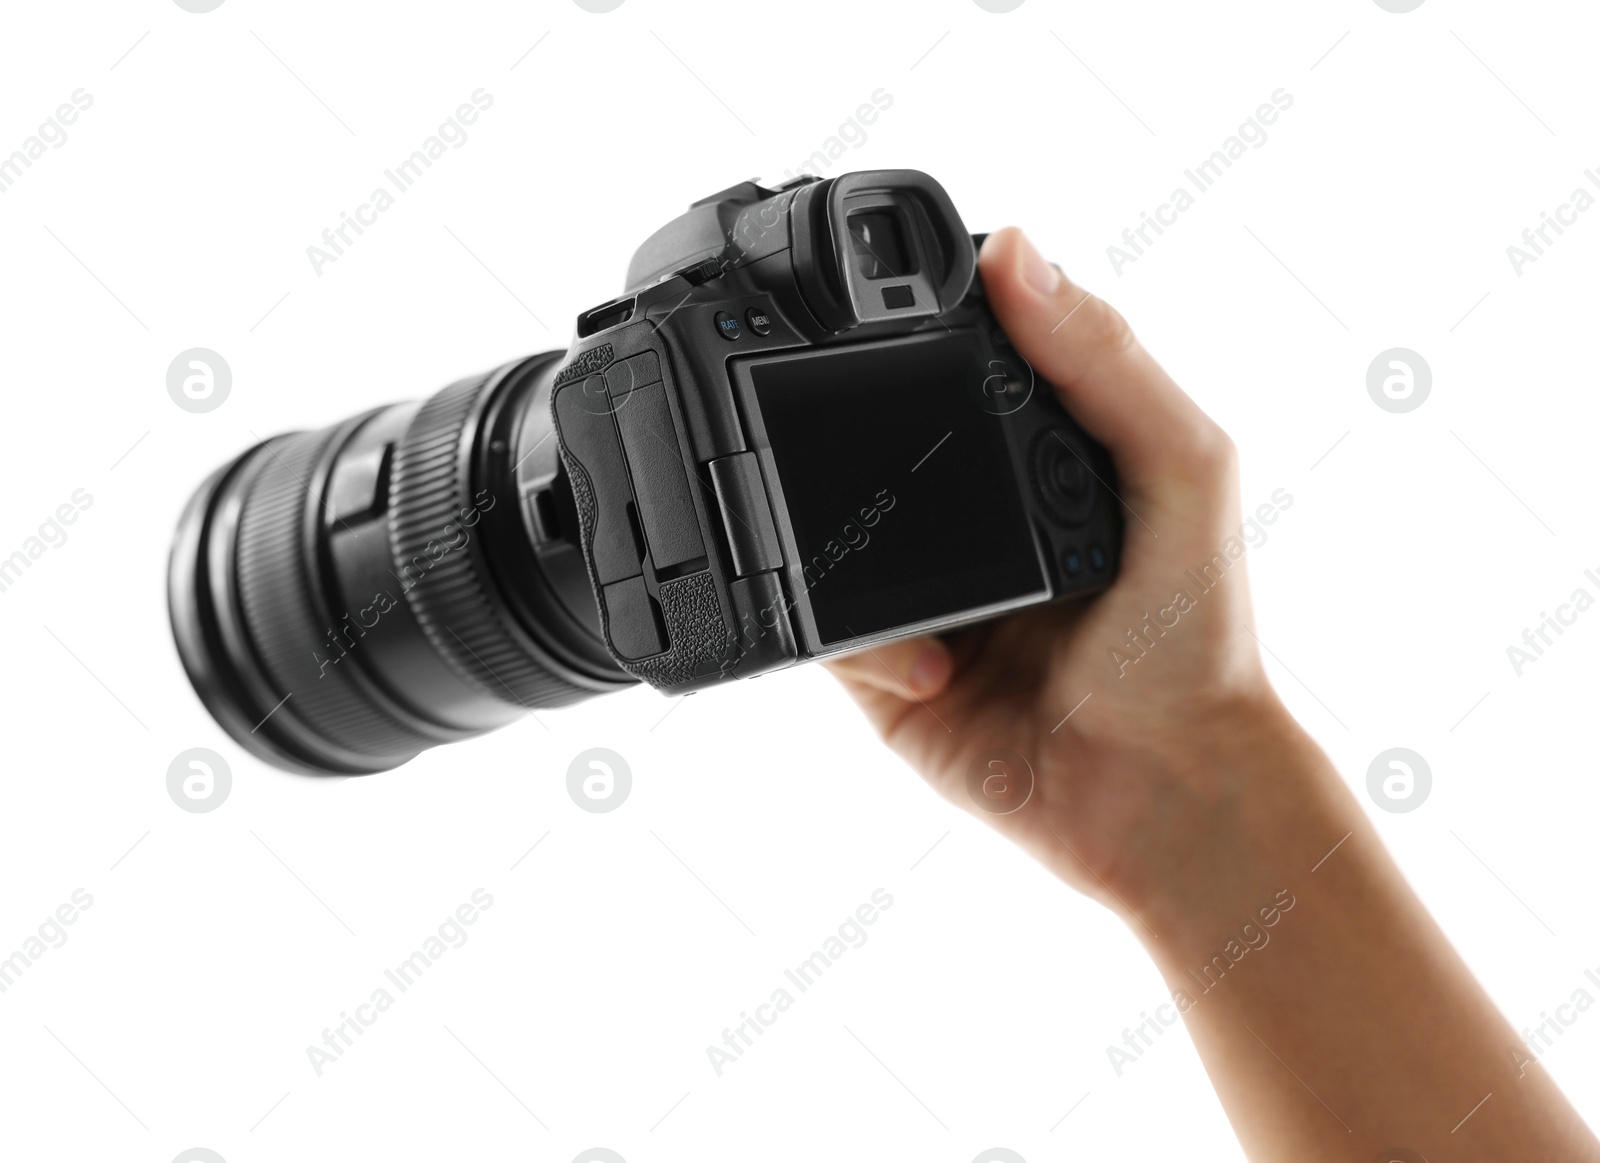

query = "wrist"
1115;693;1361;964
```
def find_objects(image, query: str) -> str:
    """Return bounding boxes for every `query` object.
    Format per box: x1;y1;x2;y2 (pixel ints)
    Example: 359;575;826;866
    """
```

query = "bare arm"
1132;704;1593;1160
827;228;1598;1161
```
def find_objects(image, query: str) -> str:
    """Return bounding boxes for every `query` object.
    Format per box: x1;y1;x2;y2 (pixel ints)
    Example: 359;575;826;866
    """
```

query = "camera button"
1088;544;1108;572
1030;428;1094;527
745;307;772;337
714;311;741;342
1062;548;1083;576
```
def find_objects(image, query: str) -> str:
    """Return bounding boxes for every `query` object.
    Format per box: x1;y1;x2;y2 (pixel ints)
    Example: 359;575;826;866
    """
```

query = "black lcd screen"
749;333;1045;647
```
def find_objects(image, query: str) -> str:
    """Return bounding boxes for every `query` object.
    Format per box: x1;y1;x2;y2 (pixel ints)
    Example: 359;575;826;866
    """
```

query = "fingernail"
908;646;951;696
1016;231;1062;297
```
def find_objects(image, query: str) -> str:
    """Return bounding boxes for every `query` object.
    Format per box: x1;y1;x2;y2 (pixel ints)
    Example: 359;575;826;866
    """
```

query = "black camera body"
170;169;1122;774
544;170;1122;693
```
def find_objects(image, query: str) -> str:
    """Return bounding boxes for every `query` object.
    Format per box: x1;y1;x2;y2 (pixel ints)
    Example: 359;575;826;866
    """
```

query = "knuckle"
1178;426;1238;484
1078;296;1139;358
1205;429;1239;474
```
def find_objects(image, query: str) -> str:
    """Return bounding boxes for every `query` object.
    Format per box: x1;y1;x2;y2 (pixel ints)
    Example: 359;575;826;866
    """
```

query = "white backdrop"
1;1;1597;1160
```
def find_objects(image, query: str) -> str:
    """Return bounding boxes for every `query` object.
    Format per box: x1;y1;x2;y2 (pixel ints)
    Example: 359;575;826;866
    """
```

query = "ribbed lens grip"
235;431;435;769
387;375;591;709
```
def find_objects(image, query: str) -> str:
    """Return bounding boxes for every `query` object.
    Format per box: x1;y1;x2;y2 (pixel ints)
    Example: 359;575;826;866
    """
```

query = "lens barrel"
168;353;631;775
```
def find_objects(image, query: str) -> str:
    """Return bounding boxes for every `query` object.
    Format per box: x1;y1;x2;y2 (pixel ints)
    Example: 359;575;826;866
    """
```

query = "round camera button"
1030;428;1094;527
745;307;772;336
714;311;741;341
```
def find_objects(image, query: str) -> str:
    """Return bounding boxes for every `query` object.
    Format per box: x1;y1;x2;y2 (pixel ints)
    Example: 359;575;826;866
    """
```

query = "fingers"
978;227;1234;509
823;635;953;701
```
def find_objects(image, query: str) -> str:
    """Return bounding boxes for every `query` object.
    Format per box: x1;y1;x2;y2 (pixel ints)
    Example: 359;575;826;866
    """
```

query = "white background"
1;1;1597;1160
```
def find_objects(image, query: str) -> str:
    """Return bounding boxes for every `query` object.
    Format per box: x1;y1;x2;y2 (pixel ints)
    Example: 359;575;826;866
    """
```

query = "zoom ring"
387;374;588;708
235;430;435;766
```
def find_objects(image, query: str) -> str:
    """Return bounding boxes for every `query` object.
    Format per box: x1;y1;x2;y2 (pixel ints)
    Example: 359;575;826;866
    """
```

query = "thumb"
978;227;1233;511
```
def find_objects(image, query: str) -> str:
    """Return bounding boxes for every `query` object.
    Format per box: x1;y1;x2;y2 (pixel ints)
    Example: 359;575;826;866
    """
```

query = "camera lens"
167;353;633;775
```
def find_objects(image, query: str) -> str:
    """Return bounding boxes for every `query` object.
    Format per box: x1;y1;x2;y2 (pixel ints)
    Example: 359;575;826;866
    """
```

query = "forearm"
1131;708;1598;1162
833;235;1598;1159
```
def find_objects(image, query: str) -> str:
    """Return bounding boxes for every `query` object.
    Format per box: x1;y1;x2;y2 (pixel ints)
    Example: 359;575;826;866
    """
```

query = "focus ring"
235;431;434;767
388;374;589;708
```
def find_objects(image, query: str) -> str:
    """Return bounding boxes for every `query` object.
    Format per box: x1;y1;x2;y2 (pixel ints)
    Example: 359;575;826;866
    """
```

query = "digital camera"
169;170;1123;774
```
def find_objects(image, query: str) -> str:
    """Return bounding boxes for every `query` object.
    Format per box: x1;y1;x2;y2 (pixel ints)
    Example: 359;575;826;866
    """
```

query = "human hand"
826;226;1324;934
826;228;1600;1163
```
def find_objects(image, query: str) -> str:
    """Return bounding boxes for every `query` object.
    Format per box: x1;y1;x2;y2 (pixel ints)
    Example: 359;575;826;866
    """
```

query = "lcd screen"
747;333;1046;647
